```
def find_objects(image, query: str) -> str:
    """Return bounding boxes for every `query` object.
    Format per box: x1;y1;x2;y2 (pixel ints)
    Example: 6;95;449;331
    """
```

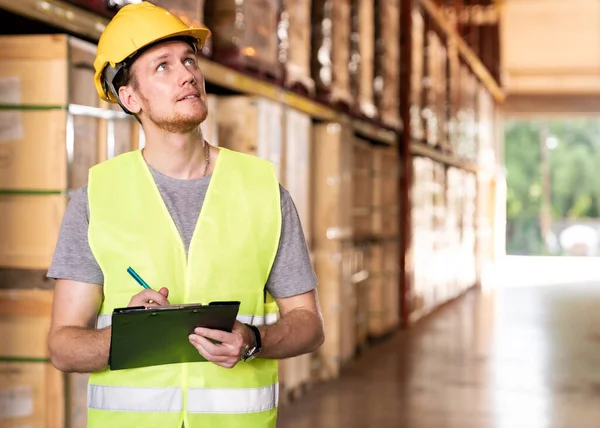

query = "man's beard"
141;95;208;134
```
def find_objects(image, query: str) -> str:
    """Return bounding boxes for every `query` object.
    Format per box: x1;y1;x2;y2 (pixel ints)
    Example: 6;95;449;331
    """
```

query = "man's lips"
178;92;200;101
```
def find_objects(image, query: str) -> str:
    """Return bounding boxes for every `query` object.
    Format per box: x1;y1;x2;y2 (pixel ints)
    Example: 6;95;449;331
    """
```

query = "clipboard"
108;301;241;370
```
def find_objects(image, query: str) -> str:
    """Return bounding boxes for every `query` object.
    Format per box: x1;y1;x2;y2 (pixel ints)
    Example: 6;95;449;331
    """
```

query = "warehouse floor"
278;278;600;428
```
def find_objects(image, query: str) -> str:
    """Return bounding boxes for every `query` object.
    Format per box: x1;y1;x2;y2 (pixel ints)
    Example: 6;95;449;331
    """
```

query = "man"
46;2;325;428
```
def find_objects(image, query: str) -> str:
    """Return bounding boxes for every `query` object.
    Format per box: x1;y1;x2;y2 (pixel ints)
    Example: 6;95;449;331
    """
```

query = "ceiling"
500;0;600;115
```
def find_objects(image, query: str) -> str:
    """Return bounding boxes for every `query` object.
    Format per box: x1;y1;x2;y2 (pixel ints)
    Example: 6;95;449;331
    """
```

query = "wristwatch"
242;324;262;362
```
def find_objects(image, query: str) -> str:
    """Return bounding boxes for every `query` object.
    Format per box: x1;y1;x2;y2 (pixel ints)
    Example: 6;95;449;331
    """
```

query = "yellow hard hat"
93;1;210;104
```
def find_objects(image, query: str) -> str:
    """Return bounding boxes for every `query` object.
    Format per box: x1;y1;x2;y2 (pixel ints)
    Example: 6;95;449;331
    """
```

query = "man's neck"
142;127;208;180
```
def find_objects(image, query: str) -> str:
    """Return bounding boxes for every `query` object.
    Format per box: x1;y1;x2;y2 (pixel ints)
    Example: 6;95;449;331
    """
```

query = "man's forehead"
142;40;196;60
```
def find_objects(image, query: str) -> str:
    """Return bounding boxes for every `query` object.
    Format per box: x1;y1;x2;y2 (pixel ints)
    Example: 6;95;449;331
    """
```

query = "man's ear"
118;85;142;114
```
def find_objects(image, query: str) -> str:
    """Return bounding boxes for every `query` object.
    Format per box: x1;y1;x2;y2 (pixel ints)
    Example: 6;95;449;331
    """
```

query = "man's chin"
155;111;207;134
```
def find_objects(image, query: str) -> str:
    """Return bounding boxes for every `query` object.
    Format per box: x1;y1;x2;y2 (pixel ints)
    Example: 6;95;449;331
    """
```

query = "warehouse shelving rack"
0;0;504;326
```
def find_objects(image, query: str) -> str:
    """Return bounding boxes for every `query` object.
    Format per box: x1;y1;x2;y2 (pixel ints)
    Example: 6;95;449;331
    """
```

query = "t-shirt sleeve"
46;185;104;285
265;186;318;299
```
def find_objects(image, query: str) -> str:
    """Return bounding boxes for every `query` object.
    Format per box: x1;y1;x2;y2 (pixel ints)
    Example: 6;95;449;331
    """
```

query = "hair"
112;64;138;95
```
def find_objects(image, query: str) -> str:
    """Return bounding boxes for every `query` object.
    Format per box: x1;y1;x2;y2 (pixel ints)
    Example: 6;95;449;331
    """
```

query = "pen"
127;267;152;290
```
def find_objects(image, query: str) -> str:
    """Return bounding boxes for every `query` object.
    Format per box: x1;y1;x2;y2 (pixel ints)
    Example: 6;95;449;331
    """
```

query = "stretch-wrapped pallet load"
311;122;354;379
151;0;210;56
374;0;401;129
349;0;376;118
311;0;353;108
205;0;280;81
410;8;425;142
215;96;284;181
0;35;140;269
278;0;314;94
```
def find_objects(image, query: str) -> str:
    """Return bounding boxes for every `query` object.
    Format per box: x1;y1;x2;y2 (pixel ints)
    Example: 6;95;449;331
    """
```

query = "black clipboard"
108;301;240;370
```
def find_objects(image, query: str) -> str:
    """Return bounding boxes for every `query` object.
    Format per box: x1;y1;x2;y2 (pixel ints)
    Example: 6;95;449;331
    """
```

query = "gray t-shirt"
47;163;317;299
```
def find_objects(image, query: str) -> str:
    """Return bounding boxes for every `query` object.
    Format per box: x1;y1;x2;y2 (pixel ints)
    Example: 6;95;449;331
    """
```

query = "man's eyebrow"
150;52;171;64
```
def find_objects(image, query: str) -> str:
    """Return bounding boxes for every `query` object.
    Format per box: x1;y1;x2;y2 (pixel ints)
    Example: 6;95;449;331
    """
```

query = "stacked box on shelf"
410;157;434;315
349;0;360;112
477;86;496;282
369;146;385;337
382;239;400;331
369;144;400;337
381;146;400;239
410;7;425;142
0;34;140;270
457;63;478;161
311;122;355;380
200;94;219;147
352;138;373;242
430;161;447;304
374;0;401;129
349;0;377;119
205;0;280;80
445;167;463;298
352;243;370;351
351;137;373;349
311;0;352;108
278;0;314;94
215;96;284;180
462;171;477;289
152;0;205;27
0;289;63;428
423;29;447;150
447;40;461;155
280;107;313;397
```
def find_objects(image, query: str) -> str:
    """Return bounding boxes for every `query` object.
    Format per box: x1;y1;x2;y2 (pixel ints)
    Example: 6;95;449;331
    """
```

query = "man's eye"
157;63;167;72
184;58;197;66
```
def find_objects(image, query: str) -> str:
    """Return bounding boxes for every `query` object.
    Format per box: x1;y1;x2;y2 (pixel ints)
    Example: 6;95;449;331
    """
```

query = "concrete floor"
278;279;600;428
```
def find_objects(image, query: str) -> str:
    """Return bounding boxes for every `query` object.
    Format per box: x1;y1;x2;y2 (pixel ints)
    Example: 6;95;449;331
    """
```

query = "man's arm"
47;279;110;373
189;290;324;367
48;279;170;373
256;289;324;359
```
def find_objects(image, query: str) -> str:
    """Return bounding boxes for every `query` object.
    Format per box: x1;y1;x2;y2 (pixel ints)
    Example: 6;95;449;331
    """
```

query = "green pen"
127;267;152;290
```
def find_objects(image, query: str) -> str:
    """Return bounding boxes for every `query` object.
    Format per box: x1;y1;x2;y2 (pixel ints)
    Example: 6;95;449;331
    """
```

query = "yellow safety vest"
87;147;281;428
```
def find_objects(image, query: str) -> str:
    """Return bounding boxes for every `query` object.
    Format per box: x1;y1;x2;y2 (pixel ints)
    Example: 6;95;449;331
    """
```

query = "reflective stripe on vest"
88;385;182;412
88;384;278;414
96;313;278;329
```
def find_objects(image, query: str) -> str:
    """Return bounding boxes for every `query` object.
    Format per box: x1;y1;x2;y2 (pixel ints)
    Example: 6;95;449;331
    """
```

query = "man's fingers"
189;336;233;361
129;289;170;307
194;327;241;346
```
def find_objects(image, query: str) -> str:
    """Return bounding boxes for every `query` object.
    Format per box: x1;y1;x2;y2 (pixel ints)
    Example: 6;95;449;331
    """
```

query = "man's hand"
128;287;170;307
188;321;254;369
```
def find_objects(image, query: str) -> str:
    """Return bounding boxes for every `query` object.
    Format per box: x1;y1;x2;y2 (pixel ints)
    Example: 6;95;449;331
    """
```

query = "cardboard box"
216;96;284;180
284;108;312;244
311;122;353;248
0;195;66;269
